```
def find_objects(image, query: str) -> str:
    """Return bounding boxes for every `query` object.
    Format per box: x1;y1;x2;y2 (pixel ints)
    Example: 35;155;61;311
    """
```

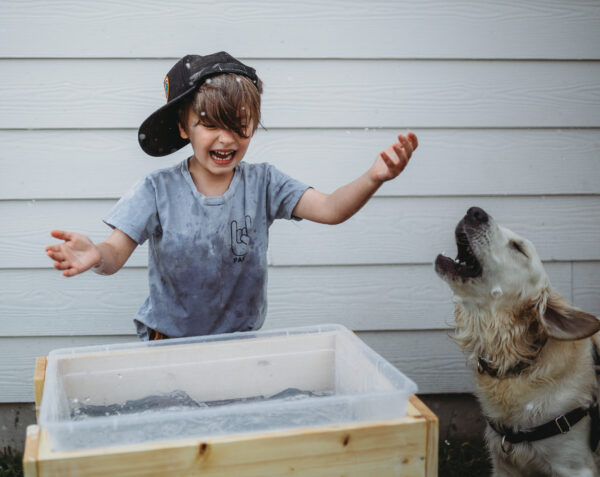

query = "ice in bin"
38;324;418;451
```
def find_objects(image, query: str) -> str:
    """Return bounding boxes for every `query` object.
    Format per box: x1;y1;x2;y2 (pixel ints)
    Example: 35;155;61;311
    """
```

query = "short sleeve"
265;165;310;222
103;177;160;245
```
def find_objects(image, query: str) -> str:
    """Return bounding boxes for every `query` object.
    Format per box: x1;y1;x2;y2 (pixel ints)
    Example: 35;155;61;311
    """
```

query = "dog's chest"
476;375;544;421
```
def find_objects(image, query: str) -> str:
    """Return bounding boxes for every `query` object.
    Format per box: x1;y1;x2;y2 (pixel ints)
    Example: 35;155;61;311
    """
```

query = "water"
70;388;333;421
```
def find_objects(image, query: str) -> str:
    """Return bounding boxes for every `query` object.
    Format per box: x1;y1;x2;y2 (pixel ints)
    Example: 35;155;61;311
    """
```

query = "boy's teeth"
211;151;234;160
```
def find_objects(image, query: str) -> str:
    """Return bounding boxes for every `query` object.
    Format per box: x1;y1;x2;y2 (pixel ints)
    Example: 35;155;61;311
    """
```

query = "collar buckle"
555;415;571;434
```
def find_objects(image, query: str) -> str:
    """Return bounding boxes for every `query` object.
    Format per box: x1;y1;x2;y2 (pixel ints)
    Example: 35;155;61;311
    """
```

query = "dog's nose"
467;207;489;223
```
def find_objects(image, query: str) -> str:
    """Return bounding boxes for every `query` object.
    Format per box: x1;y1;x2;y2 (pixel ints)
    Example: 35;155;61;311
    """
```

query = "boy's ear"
178;121;189;140
541;294;600;340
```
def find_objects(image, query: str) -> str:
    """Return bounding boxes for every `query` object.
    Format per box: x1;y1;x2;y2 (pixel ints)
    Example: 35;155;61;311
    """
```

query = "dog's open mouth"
435;221;483;281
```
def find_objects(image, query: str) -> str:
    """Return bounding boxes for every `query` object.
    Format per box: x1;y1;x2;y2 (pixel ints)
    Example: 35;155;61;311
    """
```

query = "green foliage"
439;437;492;477
0;447;22;477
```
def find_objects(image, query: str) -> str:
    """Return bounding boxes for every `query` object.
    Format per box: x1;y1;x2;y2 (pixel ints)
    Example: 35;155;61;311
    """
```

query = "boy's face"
178;107;253;178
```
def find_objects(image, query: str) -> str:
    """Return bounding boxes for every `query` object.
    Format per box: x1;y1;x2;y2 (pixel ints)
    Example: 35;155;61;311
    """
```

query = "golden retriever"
435;206;600;477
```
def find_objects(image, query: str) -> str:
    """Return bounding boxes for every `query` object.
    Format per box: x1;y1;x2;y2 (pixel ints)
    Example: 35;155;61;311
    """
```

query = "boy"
46;52;418;340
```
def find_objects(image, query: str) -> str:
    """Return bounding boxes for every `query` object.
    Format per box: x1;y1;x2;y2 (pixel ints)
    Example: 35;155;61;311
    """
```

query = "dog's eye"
510;240;528;257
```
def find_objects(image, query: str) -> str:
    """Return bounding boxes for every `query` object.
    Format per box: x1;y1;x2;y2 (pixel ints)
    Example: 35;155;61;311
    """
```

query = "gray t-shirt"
104;159;309;339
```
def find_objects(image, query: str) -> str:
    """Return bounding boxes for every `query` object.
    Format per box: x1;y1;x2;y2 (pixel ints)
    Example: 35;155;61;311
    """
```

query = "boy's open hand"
45;230;101;277
370;132;418;184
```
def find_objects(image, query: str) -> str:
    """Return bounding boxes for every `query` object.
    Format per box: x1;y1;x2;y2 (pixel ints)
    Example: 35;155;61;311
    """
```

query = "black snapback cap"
138;52;259;157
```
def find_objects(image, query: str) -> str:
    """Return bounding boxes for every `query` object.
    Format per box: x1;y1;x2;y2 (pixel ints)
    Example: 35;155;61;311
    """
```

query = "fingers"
395;133;415;158
379;150;395;170
46;230;87;277
47;248;71;270
50;229;71;241
46;248;64;262
230;220;238;241
46;243;74;274
62;268;80;278
405;131;419;150
50;256;81;277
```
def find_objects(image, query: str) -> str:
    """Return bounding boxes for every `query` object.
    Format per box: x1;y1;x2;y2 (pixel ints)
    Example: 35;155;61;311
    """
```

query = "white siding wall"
1;0;599;401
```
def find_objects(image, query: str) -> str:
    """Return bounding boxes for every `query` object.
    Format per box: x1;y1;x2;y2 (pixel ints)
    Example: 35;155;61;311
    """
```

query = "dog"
435;206;600;477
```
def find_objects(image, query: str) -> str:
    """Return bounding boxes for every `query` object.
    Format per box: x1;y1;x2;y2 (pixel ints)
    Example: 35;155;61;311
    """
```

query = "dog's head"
435;207;599;341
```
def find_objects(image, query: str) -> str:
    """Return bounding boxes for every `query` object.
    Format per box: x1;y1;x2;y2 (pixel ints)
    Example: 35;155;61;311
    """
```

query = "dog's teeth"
491;286;503;298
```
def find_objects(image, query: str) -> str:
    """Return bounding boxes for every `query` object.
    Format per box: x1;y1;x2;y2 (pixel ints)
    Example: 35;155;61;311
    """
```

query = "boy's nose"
218;129;235;144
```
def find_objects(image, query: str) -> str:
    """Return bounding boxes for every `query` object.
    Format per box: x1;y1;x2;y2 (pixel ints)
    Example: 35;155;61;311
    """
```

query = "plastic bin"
39;324;417;451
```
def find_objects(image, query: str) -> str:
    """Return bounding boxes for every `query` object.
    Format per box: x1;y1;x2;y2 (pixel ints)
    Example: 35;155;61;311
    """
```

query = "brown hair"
178;73;263;138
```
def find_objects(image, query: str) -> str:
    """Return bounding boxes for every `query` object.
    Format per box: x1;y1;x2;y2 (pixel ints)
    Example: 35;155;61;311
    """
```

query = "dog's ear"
541;294;600;341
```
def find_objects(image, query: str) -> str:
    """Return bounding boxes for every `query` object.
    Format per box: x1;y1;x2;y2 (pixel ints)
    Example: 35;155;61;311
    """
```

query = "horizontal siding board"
358;331;475;394
1;1;599;59
2;128;600;200
0;262;573;337
0;330;473;402
4;196;599;268
573;262;600;318
2;60;600;129
269;197;600;265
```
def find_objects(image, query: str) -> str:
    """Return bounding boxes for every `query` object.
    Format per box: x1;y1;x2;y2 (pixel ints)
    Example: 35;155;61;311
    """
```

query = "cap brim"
138;89;193;157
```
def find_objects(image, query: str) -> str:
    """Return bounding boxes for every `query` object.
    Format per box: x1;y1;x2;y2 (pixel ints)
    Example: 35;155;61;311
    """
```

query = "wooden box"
24;326;438;476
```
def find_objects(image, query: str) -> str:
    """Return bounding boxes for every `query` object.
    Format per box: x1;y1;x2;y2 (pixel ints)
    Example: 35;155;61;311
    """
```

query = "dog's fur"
435;207;600;477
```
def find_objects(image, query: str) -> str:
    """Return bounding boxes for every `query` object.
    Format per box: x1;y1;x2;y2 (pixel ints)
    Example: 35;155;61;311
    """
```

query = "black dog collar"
487;400;598;454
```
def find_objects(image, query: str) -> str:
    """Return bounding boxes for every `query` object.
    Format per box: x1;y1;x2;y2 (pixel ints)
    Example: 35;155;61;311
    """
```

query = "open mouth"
435;220;483;281
210;150;236;164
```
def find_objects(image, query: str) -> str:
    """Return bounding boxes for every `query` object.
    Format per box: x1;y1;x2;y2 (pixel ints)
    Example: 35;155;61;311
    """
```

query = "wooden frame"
25;357;438;477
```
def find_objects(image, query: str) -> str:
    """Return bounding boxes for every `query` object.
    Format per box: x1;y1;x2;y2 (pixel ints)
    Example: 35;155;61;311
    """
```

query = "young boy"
46;51;418;340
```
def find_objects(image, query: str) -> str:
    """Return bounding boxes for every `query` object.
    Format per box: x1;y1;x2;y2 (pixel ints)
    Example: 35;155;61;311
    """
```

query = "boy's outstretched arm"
292;132;418;225
45;229;137;277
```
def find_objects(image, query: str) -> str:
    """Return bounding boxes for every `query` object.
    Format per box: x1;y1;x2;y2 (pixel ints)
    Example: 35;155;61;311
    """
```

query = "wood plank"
3;197;600;268
34;357;47;420
1;0;598;59
0;262;573;336
2;59;600;129
0;331;473;402
2;128;600;200
23;425;40;477
409;396;439;477
33;417;428;477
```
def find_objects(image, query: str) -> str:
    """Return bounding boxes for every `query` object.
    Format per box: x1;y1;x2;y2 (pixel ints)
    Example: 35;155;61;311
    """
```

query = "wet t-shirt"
103;159;309;339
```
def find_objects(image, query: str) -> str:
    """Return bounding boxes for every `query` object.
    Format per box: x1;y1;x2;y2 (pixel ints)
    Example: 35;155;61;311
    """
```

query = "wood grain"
28;415;432;476
34;357;47;420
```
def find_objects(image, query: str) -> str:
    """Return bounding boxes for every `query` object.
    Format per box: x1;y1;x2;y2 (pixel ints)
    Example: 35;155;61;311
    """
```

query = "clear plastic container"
39;324;417;451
